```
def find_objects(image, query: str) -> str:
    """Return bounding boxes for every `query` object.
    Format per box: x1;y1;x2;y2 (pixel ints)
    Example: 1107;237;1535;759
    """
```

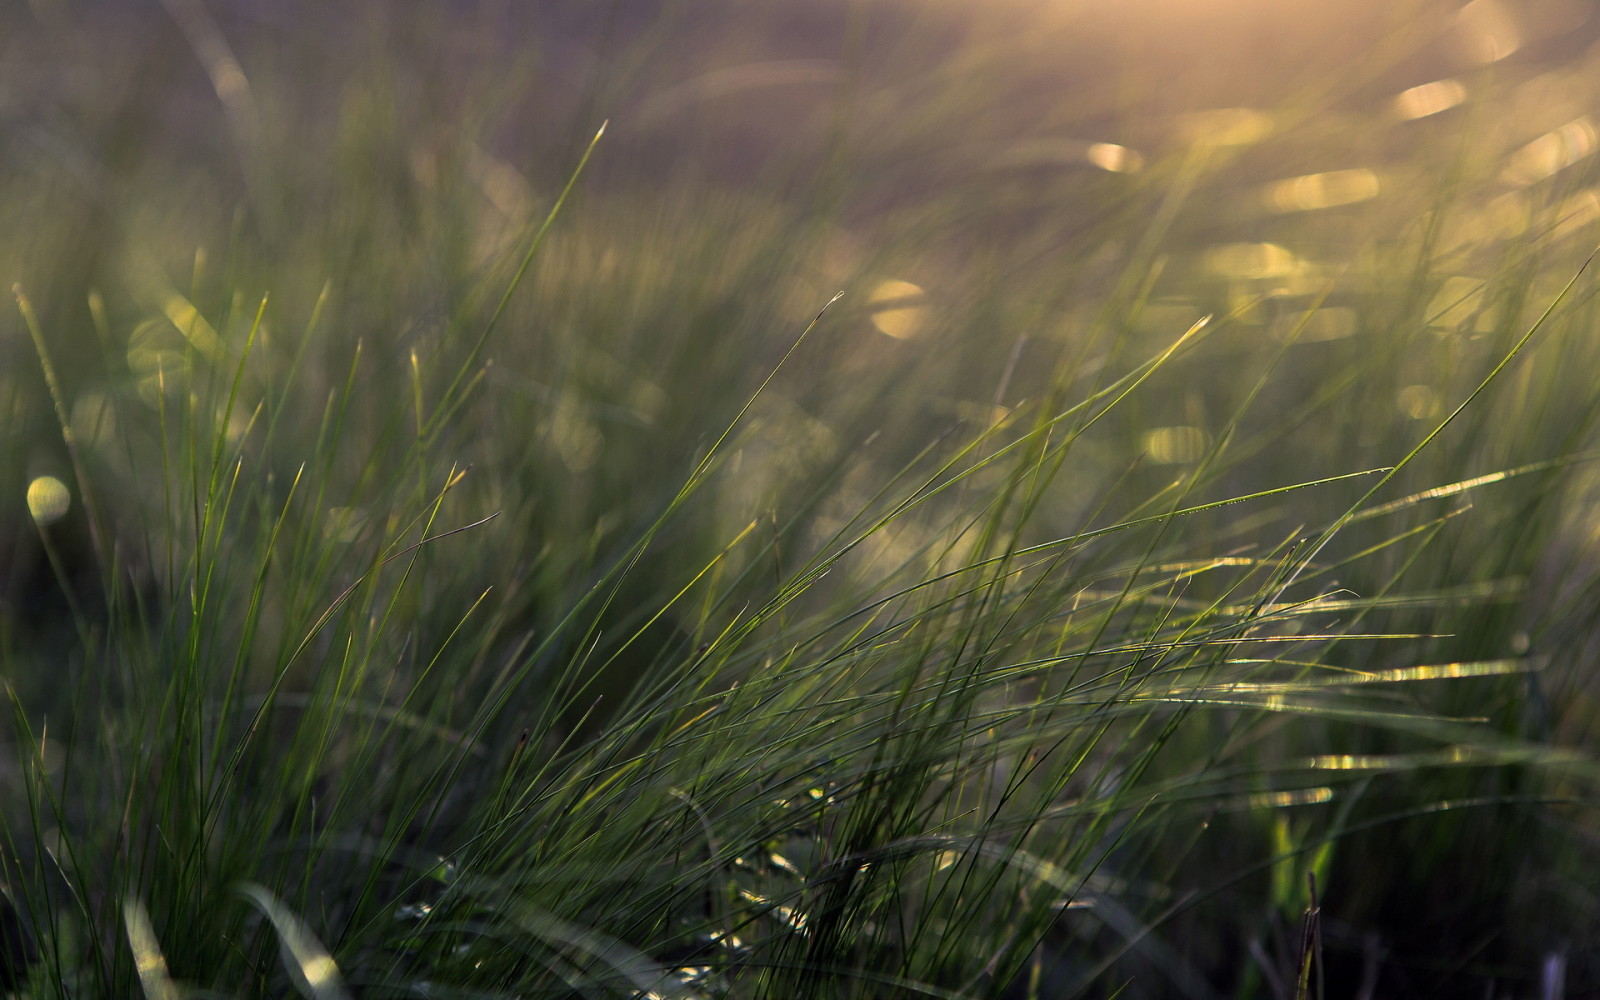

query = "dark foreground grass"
2;2;1600;997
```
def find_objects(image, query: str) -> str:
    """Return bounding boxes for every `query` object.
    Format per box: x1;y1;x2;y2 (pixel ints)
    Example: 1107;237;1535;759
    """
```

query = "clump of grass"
3;3;1600;997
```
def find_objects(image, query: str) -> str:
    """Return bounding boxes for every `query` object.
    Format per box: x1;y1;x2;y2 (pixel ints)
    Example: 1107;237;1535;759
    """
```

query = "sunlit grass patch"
0;2;1598;998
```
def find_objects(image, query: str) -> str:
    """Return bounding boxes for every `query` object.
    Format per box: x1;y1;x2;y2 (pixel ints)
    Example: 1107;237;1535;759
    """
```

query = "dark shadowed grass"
3;2;1600;997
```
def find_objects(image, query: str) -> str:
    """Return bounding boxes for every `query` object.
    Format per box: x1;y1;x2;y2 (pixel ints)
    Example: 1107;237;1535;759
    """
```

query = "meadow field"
2;1;1599;996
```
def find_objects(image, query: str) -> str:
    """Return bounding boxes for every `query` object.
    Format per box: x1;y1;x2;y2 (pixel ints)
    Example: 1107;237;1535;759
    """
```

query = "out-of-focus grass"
2;1;1599;996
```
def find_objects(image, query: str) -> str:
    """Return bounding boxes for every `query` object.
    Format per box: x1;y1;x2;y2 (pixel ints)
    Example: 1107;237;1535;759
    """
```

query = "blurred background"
4;0;1600;996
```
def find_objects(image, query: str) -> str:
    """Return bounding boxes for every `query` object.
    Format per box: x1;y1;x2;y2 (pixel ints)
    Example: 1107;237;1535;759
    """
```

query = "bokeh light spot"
1456;0;1521;65
1204;243;1300;280
551;398;603;472
1142;426;1209;464
1085;142;1143;174
1426;276;1486;330
989;138;1144;174
27;476;71;525
1266;169;1380;213
867;280;929;340
1398;385;1440;421
1279;307;1356;343
127;318;189;406
162;292;224;362
1502;118;1598;187
1393;79;1467;120
1440;192;1529;252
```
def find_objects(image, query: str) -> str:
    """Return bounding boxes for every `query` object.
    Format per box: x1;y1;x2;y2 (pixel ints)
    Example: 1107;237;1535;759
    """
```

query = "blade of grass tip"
676;290;845;501
218;508;501;787
1292;872;1321;1000
774;468;1392;667
1010;470;1392;559
426;120;608;438
1282;241;1600;594
870;312;1215;538
236;884;352;1000
1077;313;1212;433
122;898;181;1000
1348;451;1600;523
1037;298;1315;707
765;304;1215;627
754;312;1214;618
200;295;267;542
290;509;501;668
485;288;846;714
260;279;330;448
15;284;108;577
590;518;761;698
206;461;306;782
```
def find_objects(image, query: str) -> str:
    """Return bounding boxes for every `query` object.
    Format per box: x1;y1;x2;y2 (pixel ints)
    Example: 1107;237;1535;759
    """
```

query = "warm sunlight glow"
991;138;1145;174
1552;189;1600;242
867;279;929;340
1084;142;1144;174
1426;275;1487;330
26;476;71;525
1502;118;1599;187
162;292;224;361
1307;754;1395;770
1440;192;1528;253
1181;107;1274;148
1204;243;1300;280
1184;108;1267;148
1456;0;1521;65
1305;746;1484;770
1247;787;1333;808
1265;168;1380;213
299;955;341;990
1393;79;1467;120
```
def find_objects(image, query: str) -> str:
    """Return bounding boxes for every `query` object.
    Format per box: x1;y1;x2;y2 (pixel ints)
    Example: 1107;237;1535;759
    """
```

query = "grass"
2;1;1599;996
